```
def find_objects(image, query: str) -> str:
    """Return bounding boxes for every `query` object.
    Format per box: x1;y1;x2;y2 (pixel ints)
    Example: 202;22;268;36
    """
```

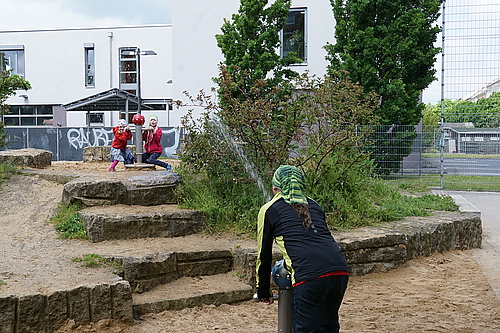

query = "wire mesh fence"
373;1;500;190
368;124;500;190
439;0;500;190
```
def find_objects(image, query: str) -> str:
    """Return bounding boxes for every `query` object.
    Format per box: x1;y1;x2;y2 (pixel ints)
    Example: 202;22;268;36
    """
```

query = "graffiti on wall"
67;128;114;149
4;127;182;161
162;127;181;157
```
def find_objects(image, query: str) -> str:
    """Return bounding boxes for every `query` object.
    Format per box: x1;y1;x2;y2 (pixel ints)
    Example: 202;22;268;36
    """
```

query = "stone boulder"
62;172;182;207
78;204;205;242
83;145;136;162
0;148;52;168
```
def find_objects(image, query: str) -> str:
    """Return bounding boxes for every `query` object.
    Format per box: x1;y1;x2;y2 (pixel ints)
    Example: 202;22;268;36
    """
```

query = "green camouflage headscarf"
272;165;308;205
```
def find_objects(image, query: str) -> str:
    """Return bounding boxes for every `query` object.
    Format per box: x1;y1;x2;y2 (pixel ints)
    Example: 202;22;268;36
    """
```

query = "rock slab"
0;148;52;168
62;172;182;207
79;204;205;242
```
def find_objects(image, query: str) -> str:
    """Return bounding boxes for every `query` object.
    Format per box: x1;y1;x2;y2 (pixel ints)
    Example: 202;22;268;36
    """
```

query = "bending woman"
256;165;349;333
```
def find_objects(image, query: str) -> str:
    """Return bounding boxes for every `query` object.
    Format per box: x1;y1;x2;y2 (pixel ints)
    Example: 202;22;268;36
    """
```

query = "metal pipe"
277;289;293;333
272;260;293;333
108;32;113;88
440;0;446;189
136;48;143;163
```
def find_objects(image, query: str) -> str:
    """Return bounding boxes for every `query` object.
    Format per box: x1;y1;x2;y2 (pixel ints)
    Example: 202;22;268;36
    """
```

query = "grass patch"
72;254;123;275
423;153;500;159
0;280;6;287
178;167;459;236
324;177;458;231
177;170;263;236
0;162;19;187
384;174;500;192
48;203;88;239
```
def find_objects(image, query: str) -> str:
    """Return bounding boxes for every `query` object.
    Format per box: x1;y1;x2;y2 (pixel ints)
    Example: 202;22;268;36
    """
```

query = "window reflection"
282;9;306;64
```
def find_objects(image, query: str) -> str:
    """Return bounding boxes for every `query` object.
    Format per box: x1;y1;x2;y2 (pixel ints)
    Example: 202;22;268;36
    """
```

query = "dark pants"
143;152;169;169
292;275;349;333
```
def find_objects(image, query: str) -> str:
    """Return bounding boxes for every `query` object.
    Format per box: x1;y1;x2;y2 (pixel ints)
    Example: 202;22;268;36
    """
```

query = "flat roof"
63;88;166;112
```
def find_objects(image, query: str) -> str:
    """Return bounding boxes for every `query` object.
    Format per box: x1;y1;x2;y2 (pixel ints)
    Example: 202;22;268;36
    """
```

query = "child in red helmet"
109;119;134;172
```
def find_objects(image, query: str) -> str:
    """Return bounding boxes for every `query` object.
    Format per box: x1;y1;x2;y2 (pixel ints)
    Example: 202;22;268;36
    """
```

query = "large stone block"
62;178;128;206
62;172;182;207
111;281;133;322
121;252;178;293
0;295;16;333
176;250;233;277
232;248;283;288
90;283;112;322
46;290;69;332
126;173;181;205
453;214;482;249
335;227;407;252
67;285;91;327
0;148;52;168
17;294;46;333
348;260;406;276
344;245;407;264
79;205;205;242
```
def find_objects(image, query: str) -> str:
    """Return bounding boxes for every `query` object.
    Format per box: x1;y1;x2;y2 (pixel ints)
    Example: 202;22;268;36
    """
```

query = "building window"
119;47;138;95
4;105;53;127
0;45;25;77
281;8;307;64
89;112;104;126
84;44;95;87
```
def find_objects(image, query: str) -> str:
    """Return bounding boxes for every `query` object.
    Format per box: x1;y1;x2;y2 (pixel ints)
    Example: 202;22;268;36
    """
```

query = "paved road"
425;157;500;176
435;190;500;299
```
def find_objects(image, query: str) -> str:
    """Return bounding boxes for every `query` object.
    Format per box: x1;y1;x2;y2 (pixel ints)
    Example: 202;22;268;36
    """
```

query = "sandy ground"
1;162;499;332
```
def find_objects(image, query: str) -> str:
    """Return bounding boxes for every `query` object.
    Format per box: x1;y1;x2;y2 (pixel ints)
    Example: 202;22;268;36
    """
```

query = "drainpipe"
108;32;113;88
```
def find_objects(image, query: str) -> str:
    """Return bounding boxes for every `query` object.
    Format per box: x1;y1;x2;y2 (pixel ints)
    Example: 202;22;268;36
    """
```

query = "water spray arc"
214;120;272;202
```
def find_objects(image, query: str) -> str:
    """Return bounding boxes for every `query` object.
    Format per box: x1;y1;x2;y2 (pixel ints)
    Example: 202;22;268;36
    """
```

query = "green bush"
48;203;87;239
178;69;457;237
0;162;19;185
177;169;265;235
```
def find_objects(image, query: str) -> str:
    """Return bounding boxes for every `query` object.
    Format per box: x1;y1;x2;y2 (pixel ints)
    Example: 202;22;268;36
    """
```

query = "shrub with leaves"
1;69;31;148
179;69;383;232
48;203;87;239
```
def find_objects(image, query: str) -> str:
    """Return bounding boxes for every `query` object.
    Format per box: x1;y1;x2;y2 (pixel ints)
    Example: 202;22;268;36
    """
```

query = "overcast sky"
0;0;171;30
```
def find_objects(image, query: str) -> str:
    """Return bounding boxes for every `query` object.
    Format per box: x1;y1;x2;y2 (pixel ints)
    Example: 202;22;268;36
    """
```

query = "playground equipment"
272;259;293;333
253;259;293;332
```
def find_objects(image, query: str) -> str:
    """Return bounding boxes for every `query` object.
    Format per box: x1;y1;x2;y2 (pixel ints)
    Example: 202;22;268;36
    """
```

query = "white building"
2;24;172;127
2;1;335;129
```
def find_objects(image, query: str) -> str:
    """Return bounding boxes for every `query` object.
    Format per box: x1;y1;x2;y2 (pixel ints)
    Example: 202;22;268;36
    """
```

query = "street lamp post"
125;47;156;164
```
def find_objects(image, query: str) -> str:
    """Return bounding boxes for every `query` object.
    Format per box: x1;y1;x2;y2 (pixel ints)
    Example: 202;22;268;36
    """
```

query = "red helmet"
132;113;145;126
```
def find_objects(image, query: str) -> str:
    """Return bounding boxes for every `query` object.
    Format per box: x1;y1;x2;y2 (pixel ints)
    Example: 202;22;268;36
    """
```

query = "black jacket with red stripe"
256;195;349;298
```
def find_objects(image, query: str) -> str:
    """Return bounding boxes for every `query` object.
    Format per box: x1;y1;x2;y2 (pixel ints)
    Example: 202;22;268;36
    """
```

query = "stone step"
62;172;182;207
124;163;157;171
106;250;234;294
132;272;254;319
79;204;205;242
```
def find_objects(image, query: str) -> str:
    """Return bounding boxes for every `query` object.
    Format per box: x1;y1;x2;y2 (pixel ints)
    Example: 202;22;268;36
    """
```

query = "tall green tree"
215;0;301;103
326;0;442;126
0;69;31;148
